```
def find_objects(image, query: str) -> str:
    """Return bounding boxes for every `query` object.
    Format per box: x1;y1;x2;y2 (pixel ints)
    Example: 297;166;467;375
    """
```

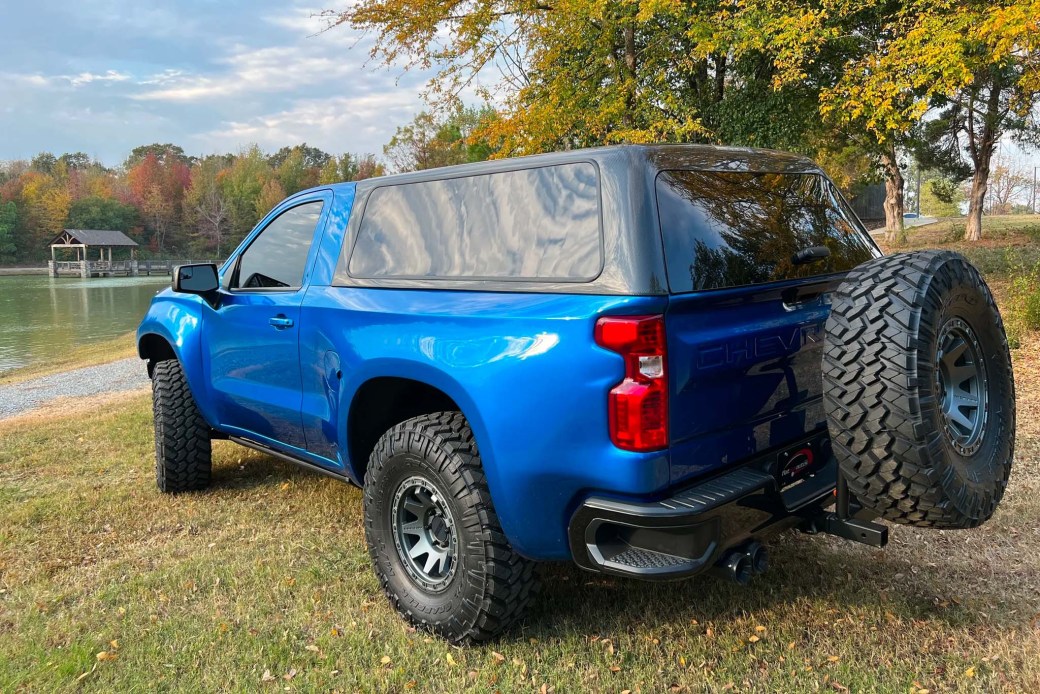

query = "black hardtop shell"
334;144;827;296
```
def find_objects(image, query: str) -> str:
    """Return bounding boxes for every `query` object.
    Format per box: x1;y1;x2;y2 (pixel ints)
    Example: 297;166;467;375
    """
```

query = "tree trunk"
964;167;989;242
963;68;1004;242
622;25;636;129
880;147;905;244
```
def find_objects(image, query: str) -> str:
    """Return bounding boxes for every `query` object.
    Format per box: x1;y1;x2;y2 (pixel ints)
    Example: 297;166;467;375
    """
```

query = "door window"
233;201;325;289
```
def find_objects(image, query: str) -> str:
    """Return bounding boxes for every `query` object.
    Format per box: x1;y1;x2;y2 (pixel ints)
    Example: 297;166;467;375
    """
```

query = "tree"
66;196;139;232
766;0;1039;241
986;157;1033;214
30;152;56;175
184;157;231;257
268;144;331;170
332;0;871;190
58;152;92;170
0;201;17;263
384;106;498;173
318;153;386;183
126;151;190;253
125;143;191;168
221;146;274;242
255;179;286;219
275;148;318;196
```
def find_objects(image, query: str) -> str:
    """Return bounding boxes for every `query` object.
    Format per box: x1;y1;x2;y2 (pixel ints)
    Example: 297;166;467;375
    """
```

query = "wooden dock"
48;260;220;278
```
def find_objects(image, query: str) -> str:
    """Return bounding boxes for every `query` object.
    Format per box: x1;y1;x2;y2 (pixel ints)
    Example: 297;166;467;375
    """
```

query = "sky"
0;0;434;166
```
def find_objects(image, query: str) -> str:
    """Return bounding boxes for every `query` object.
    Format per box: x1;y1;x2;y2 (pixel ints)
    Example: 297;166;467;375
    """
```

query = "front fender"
136;291;217;428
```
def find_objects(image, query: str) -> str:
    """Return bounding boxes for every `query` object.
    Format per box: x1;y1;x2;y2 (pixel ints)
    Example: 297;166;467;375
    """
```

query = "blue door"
204;194;331;449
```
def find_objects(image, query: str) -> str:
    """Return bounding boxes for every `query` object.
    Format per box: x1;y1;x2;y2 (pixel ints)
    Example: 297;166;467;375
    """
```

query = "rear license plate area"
776;435;830;491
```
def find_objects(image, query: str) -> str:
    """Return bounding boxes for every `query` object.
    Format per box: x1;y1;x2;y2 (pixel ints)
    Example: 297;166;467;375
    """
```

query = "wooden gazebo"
49;229;139;277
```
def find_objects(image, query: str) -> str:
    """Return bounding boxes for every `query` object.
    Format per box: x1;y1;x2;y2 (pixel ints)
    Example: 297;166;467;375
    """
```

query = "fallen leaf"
109;639;119;650
748;635;760;643
283;669;297;681
96;651;117;662
261;669;276;682
492;651;506;663
380;655;392;666
610;665;622;673
404;681;417;689
446;652;457;666
76;664;98;682
827;655;840;663
305;644;319;653
964;667;976;678
755;626;766;633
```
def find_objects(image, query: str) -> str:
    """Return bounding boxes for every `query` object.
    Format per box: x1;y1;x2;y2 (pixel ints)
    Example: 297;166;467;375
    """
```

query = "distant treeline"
0;106;495;263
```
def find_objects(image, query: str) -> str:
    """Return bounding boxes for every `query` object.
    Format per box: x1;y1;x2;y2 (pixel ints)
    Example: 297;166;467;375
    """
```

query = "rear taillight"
594;315;668;452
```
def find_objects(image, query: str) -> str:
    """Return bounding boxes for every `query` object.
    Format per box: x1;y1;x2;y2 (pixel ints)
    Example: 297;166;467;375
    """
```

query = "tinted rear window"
348;163;602;281
656;170;878;292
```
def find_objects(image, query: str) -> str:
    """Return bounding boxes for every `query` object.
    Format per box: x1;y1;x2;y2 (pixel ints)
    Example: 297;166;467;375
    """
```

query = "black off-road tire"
152;359;212;493
824;250;1015;528
364;412;538;643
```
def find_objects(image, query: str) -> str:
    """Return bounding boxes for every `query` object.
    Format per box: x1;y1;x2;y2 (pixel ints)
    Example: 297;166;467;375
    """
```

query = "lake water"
0;274;170;373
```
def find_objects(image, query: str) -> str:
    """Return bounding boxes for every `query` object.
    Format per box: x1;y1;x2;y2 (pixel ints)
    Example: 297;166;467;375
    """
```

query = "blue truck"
137;145;1015;642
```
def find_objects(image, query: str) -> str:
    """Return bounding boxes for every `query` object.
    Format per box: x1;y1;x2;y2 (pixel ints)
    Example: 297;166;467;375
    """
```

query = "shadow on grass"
205;449;1030;642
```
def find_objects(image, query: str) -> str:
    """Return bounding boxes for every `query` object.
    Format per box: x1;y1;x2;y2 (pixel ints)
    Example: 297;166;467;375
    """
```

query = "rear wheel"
152;359;212;493
363;412;537;643
824;250;1015;528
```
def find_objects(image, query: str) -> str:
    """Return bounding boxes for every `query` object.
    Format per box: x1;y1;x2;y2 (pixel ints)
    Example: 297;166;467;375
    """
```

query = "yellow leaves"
96;650;117;662
964;666;976;678
445;651;457;666
380;655;392;667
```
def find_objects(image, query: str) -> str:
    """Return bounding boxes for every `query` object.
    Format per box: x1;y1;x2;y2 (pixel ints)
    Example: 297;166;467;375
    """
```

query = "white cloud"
133;41;367;102
2;73;52;87
194;92;421;153
64;70;132;87
138;69;185;86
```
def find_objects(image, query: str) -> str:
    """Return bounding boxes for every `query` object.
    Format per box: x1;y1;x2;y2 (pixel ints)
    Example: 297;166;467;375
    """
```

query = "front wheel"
152;359;212;493
363;412;537;643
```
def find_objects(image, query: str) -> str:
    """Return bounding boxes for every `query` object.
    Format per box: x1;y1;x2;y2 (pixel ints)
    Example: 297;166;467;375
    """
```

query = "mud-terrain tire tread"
152;359;212;493
824;250;1015;528
364;412;538;643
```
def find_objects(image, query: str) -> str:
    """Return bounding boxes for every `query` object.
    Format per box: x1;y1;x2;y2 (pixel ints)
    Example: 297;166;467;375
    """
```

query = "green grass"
883;215;1040;277
1;392;1039;692
0;332;137;386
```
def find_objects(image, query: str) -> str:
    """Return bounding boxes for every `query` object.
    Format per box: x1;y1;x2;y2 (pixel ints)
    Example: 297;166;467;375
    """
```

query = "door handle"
269;315;294;329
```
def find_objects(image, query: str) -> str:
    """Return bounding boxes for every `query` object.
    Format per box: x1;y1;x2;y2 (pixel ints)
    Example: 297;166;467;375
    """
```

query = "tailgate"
665;278;838;485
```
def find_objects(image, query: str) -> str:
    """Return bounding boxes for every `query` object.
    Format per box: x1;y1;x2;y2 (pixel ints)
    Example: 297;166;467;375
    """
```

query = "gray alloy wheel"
935;317;989;457
391;475;458;592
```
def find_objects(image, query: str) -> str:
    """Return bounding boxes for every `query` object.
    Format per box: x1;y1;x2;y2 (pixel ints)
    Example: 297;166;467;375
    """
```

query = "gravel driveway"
0;357;150;420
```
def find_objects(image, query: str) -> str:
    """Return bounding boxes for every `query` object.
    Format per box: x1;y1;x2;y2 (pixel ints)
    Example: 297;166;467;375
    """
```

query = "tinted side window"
656;170;878;292
349;163;602;281
234;201;324;289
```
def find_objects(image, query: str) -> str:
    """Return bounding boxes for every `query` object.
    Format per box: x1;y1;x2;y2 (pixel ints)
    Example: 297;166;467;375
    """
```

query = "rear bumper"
568;440;838;580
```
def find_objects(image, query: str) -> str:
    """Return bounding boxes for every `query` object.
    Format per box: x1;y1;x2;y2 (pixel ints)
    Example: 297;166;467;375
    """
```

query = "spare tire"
824;250;1015;528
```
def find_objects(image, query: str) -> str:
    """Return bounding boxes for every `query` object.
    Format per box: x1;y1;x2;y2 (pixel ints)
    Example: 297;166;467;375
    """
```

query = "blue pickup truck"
138;145;1015;643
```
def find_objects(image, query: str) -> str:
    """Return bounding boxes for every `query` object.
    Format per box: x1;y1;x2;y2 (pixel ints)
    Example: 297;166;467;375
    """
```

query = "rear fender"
340;359;491;486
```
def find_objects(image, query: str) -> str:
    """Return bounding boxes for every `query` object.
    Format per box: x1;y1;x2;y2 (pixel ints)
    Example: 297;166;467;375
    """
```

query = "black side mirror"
173;264;220;303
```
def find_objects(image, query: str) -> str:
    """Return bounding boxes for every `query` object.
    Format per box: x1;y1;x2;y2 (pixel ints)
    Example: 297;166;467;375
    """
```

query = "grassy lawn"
0;332;137;387
1;217;1038;692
